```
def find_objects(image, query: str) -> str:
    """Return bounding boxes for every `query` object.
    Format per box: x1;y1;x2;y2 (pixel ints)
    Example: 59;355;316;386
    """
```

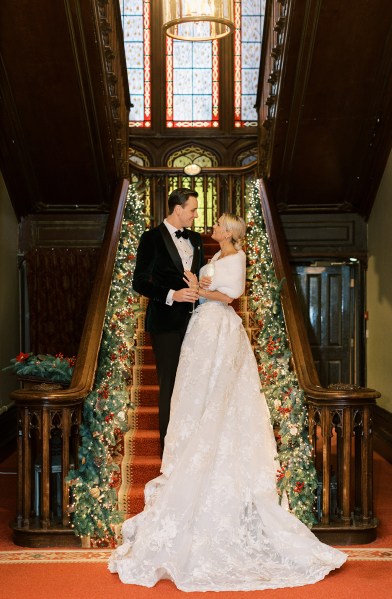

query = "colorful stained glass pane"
242;0;260;14
128;70;144;95
123;16;143;41
194;96;212;120
123;0;141;12
173;42;192;67
193;42;212;66
173;69;192;94
125;43;143;65
173;95;193;121
193;71;212;95
129;96;144;121
242;68;258;94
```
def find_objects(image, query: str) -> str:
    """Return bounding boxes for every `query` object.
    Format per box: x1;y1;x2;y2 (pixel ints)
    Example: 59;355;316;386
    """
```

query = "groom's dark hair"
168;188;198;214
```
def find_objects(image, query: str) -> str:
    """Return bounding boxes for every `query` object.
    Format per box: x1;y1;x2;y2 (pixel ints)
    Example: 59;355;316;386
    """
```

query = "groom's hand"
173;288;199;303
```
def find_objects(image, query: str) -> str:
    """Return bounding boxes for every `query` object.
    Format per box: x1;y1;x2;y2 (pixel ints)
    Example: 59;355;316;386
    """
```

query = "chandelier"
162;0;234;41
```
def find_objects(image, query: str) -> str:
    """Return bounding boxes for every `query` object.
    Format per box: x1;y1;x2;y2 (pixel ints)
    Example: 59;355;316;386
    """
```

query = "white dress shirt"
164;219;194;305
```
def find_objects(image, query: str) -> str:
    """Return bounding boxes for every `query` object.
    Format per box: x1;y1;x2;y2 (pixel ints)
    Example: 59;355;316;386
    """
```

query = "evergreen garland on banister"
246;180;317;527
67;184;145;546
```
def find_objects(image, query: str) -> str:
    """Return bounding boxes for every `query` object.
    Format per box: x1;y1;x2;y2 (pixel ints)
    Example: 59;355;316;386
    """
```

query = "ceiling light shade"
183;163;202;175
162;0;234;41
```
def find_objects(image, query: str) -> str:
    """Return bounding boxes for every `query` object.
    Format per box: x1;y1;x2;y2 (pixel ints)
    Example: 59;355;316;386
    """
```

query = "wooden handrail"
259;179;380;404
11;179;130;406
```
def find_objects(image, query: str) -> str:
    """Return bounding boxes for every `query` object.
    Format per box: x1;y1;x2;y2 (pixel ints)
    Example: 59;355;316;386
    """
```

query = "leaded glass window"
120;1;264;129
120;0;151;127
166;38;219;128
234;0;266;127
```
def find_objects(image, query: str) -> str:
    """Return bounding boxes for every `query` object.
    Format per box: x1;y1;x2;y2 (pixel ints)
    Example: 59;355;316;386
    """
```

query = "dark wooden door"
293;263;363;387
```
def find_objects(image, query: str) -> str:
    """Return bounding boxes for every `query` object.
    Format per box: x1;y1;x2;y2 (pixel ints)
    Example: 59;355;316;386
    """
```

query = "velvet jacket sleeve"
132;230;171;303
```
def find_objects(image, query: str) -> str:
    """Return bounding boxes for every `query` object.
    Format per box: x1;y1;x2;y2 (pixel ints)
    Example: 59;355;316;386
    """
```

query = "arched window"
235;146;258;166
167;146;219;232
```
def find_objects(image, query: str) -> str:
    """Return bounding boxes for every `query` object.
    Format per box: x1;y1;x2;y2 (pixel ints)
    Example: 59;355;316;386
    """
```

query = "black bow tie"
175;229;189;239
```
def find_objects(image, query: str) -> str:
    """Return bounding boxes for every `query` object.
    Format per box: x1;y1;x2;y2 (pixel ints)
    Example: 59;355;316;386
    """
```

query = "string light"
246;180;317;527
67;185;145;546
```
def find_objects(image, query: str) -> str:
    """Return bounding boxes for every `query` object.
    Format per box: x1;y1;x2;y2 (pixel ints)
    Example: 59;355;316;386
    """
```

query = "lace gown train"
109;251;347;591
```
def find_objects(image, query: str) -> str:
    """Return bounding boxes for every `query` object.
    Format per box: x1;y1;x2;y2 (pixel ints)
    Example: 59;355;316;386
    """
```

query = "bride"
109;214;347;591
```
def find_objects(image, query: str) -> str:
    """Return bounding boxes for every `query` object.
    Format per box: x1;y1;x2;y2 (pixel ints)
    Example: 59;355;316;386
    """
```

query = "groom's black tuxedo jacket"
132;223;204;333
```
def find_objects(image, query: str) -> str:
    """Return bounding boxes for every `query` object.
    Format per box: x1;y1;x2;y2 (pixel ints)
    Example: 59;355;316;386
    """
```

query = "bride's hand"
199;276;212;290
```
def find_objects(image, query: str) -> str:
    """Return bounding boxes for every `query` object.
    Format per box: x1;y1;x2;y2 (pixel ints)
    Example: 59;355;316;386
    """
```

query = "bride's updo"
220;213;246;250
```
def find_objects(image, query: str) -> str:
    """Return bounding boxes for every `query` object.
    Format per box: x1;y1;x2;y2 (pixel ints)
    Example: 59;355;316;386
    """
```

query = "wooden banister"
259;179;379;404
12;179;129;547
11;179;129;406
259;179;379;544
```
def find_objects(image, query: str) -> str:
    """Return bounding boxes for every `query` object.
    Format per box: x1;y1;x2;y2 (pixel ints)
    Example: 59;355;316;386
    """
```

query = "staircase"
117;323;161;517
117;235;252;519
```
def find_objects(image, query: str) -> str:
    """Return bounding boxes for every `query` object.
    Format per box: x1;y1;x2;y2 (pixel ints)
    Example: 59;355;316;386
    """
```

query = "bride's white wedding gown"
109;250;347;591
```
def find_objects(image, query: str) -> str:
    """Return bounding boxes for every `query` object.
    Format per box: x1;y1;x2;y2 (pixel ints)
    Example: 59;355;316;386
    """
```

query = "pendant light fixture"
162;0;234;42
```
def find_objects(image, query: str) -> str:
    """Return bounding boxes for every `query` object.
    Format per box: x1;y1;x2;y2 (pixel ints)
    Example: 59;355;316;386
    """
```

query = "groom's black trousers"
150;327;188;450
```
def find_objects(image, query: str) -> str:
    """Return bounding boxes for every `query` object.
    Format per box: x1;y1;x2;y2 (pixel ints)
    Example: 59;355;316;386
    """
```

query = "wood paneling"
19;214;107;252
258;0;392;218
0;0;129;219
281;212;367;261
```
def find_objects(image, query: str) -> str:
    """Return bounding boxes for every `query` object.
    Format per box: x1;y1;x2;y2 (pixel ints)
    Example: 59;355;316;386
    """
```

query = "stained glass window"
119;1;265;129
167;147;219;230
234;0;266;127
120;0;151;127
166;38;219;128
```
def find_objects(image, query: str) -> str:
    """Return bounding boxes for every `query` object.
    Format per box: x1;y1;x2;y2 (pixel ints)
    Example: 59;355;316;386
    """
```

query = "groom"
132;188;204;450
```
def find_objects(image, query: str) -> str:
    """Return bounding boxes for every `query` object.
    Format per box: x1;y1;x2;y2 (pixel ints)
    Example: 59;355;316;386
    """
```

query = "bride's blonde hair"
220;213;246;250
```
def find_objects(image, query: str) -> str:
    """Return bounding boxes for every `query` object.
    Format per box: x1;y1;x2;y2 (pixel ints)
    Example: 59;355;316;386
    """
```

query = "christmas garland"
68;184;145;545
2;352;75;385
246;180;317;527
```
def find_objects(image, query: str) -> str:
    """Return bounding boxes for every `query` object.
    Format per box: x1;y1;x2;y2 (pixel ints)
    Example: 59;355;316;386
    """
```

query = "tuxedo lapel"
159;222;184;275
189;231;201;273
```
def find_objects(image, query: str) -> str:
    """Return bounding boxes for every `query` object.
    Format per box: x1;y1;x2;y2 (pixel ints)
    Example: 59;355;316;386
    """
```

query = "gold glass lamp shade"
162;0;234;41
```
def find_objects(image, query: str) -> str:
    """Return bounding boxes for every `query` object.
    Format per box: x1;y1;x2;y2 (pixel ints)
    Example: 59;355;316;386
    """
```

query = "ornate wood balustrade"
259;179;379;544
11;180;129;547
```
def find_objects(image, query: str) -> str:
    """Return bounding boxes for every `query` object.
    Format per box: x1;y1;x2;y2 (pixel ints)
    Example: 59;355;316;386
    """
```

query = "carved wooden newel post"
13;391;82;547
13;386;82;547
308;386;377;544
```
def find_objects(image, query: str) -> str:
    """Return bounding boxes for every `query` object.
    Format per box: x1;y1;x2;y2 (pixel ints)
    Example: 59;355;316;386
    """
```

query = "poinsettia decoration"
2;352;76;385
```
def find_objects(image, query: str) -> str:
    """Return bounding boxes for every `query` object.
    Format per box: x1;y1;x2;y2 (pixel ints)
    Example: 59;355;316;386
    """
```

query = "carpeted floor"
0;559;391;599
1;448;391;598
